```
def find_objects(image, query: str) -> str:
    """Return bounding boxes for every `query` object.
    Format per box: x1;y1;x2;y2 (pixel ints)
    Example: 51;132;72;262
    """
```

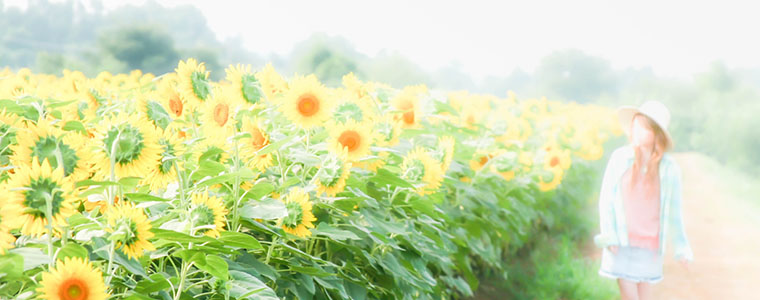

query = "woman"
594;100;693;300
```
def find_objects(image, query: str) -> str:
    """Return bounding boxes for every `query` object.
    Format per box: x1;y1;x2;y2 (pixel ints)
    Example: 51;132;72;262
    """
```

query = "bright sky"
5;0;759;81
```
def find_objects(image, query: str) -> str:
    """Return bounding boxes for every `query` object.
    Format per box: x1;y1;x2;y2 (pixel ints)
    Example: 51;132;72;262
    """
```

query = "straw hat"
617;100;674;150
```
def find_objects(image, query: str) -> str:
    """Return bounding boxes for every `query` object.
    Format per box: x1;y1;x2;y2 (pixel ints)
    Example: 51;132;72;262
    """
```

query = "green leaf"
195;255;229;280
191;159;225;180
62;120;87;134
196;169;255;189
346;281;367;300
135;273;173;294
297;273;315;294
287;264;335;277
232;252;278;281
240;198;287;220
313;276;348;299
151;228;222;248
290;149;320;166
75;179;120;188
123;193;168;203
434;100;460;116
92;238;148;277
313;223;360;241
228;270;279;300
370;168;414;188
218;231;262;250
241;74;264;104
256;134;295;156
0;100;25;115
57;243;88;260
244;182;275;201
9;247;50;271
441;275;474;297
118;177;142;190
145;100;171;130
0;253;24;279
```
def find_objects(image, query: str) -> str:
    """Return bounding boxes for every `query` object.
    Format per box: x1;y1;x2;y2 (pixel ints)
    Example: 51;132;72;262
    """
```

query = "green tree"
696;61;736;93
535;49;618;102
292;34;362;86
98;25;180;75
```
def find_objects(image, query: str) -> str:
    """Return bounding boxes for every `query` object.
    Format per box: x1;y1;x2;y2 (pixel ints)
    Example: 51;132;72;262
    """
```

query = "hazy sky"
6;0;759;81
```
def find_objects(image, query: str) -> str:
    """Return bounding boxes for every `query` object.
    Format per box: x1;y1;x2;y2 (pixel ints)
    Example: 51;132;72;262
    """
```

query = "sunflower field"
0;59;620;299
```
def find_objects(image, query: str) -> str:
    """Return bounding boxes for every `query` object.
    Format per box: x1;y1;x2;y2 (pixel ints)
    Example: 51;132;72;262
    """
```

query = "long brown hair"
628;113;670;185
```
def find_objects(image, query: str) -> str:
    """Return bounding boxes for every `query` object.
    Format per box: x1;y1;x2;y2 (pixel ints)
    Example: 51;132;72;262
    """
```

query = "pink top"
620;166;661;250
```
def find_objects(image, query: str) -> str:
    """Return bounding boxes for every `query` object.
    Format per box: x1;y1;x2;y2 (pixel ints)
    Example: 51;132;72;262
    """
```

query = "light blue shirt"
594;145;694;262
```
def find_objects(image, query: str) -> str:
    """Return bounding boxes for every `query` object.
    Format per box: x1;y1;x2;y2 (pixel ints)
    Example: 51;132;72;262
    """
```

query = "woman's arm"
669;161;694;262
594;151;619;248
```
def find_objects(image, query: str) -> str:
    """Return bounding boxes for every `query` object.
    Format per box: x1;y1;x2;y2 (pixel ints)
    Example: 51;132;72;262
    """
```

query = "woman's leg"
617;279;639;300
637;282;654;300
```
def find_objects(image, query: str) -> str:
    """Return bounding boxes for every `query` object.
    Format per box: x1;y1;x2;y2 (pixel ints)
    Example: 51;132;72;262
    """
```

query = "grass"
469;155;620;300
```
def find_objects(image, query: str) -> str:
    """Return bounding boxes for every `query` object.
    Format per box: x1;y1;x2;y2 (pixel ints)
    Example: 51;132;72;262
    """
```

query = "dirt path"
589;152;760;299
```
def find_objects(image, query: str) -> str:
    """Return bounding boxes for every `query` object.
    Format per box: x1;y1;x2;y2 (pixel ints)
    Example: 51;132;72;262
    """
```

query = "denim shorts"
598;246;663;283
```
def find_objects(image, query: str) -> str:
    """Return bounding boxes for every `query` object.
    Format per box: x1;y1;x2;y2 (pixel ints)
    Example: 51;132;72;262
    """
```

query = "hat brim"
616;106;674;151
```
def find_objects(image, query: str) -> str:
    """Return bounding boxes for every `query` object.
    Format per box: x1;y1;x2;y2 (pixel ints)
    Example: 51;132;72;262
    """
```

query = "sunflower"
543;143;572;171
92;114;162;180
494;115;524;147
189;192;228;238
342;72;373;100
138;93;173;131
328;119;374;162
280;187;316;238
225;64;265;108
330;88;376;124
391;85;426;129
157;76;191;120
576;141;604;161
239;118;273;172
520;97;549;120
436;136;455;172
254;63;288;102
192;141;230;165
401;147;444;195
7;158;77;237
352;151;387;172
11;119;92;182
279;75;333;129
142;129;185;192
83;194;121;215
518;151;534;173
489;151;518;181
372;114;402;147
538;165;564;192
469;150;496;172
315;151;352;197
0;187;22;254
37;257;109;300
201;86;237;140
176;58;211;107
106;202;155;260
0;109;21;163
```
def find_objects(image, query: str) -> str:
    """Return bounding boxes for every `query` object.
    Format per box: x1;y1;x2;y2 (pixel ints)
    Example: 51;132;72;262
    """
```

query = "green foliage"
499;235;618;300
535;49;619;102
292;34;362;87
471;159;618;300
98;25;180;75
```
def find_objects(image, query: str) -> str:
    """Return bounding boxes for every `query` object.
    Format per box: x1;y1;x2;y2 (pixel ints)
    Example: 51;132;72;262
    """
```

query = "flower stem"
174;261;190;300
105;240;116;286
44;193;55;268
108;130;121;206
264;236;279;265
231;136;242;232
